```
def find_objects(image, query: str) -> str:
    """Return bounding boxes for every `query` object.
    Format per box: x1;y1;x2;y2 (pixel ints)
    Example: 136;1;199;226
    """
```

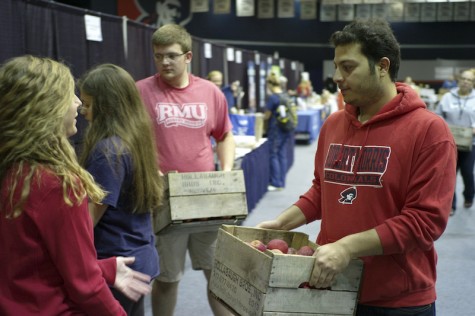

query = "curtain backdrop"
53;4;89;78
196;40;226;80
86;14;126;69
126;20;156;81
0;0;26;62
0;0;302;117
25;0;55;58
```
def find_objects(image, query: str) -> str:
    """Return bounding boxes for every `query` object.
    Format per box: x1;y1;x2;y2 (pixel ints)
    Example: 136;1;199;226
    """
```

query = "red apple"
249;239;267;252
267;239;289;254
297;245;314;256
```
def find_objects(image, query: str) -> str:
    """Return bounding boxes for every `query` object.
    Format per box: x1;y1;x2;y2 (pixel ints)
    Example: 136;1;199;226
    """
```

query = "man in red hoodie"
257;19;456;316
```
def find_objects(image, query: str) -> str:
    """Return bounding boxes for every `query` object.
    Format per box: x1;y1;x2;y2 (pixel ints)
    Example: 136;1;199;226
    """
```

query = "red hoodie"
296;83;456;307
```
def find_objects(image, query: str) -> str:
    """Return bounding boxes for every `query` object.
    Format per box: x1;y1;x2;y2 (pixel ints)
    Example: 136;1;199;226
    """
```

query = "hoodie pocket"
360;254;409;303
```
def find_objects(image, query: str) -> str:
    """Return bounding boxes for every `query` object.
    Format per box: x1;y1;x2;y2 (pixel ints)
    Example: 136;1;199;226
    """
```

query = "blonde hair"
207;70;222;80
266;72;281;87
0;55;105;218
78;64;163;213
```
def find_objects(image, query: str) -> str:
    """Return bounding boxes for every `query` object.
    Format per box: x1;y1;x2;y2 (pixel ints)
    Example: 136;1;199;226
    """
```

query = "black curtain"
53;4;88;78
227;49;245;84
25;0;55;58
197;40;226;79
86;14;126;69
126;20;156;81
0;0;26;63
191;37;202;77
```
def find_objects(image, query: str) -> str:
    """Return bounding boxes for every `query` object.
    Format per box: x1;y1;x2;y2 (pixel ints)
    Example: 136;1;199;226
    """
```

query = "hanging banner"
235;50;242;64
237;0;255;17
258;0;274;18
247;61;257;112
267;56;273;66
255;53;260;65
278;0;295;18
453;2;470;21
279;59;285;70
355;4;371;19
371;4;387;19
386;2;404;22
84;14;102;42
118;1;193;27
214;0;231;14
227;47;235;62
300;0;317;20
437;3;453;22
404;3;420;22
259;61;267;110
338;4;355;21
420;3;437;22
191;0;209;13
204;43;212;59
320;4;337;21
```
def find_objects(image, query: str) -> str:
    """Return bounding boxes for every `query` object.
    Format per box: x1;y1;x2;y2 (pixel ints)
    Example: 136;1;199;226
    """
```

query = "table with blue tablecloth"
295;109;323;143
229;114;256;136
234;135;294;212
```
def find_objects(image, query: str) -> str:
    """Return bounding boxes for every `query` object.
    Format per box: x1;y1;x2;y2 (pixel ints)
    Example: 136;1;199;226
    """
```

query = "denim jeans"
268;129;291;188
356;303;435;316
453;149;475;209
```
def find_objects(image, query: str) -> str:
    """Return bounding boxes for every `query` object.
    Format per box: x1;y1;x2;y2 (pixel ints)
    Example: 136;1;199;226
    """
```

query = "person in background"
297;78;313;99
0;55;152;316
136;24;235;316
207;70;243;111
404;76;420;95
264;72;293;192
436;69;475;216
257;19;456;316
320;89;339;114
78;64;164;316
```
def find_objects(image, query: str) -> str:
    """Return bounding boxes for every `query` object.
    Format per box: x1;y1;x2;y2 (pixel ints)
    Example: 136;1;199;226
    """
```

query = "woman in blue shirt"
78;64;163;316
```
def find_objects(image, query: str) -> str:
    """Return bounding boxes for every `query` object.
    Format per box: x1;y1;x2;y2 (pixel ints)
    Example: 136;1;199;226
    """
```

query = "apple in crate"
267;239;289;254
248;239;267;252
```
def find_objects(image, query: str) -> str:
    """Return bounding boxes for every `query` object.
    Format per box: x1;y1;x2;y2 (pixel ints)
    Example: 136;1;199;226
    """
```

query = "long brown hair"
78;64;163;213
0;55;105;218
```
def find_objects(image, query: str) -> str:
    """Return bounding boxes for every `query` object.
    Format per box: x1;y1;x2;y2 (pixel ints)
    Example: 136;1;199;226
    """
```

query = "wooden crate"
209;225;363;316
153;171;248;234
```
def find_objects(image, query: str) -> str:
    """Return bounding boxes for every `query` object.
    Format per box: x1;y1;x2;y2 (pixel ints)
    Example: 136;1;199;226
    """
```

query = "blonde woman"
78;64;163;316
0;55;151;316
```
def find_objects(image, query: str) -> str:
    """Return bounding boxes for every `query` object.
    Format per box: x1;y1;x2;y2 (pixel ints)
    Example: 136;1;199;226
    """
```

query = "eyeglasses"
154;52;188;62
459;77;474;82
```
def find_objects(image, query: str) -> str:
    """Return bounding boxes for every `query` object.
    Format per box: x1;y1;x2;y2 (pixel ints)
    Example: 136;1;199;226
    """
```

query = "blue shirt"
222;85;235;109
86;137;159;279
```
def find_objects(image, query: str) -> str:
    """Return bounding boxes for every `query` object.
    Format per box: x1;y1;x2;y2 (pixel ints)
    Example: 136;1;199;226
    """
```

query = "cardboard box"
209;225;363;316
153;171;248;234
